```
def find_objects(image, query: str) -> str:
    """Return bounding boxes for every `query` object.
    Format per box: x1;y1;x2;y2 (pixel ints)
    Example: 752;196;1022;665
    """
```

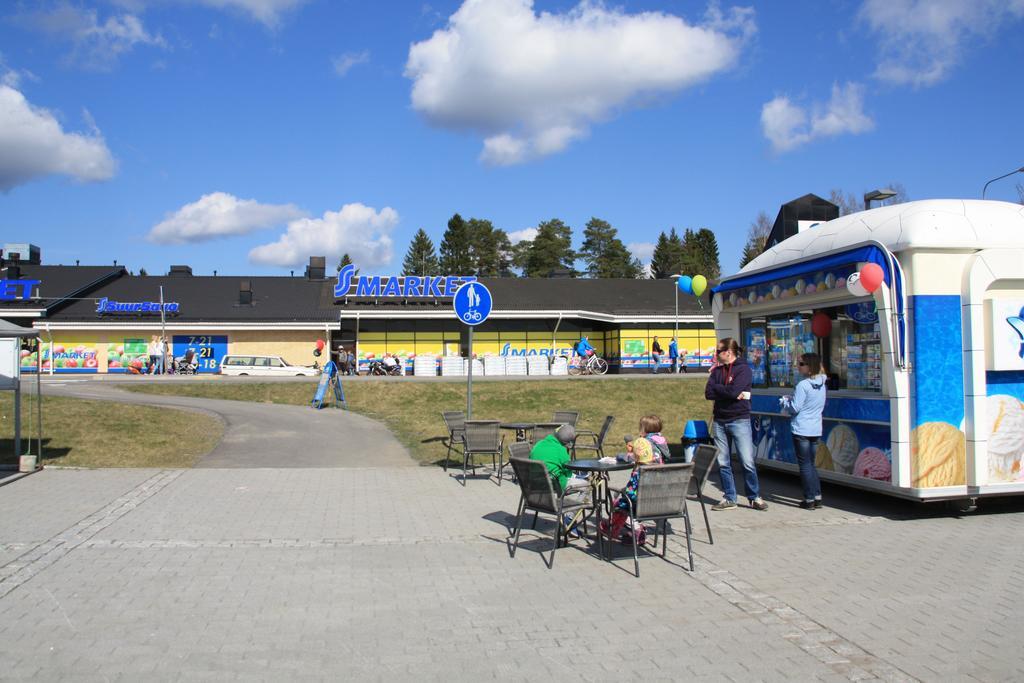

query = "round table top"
499;422;536;430
566;458;634;473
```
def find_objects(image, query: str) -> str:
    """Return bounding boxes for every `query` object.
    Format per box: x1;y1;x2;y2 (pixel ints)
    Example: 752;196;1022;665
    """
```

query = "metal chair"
552;410;580;427
573;415;615;459
460;420;503;486
441;411;466;472
530;422;562;444
610;463;695;576
498;441;533;486
508;457;595;568
690;444;717;544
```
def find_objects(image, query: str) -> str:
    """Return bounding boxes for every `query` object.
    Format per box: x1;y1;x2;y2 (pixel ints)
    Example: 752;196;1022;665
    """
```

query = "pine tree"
466;218;513;276
337;253;353;272
138;267;148;277
649;228;684;278
401;229;439;276
682;228;721;280
439;213;473;274
579;217;641;278
523;219;575;277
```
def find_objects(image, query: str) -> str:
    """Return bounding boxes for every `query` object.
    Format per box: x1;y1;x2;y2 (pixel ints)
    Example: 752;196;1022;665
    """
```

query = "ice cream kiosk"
712;199;1024;505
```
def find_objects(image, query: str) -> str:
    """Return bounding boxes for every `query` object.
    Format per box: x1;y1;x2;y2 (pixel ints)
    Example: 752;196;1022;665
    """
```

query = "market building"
1;251;715;374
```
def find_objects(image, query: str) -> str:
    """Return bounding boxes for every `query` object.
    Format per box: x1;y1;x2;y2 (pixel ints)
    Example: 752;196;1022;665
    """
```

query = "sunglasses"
798;361;807;366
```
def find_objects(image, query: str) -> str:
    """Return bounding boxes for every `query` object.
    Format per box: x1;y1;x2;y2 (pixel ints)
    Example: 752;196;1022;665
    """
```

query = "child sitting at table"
601;415;667;544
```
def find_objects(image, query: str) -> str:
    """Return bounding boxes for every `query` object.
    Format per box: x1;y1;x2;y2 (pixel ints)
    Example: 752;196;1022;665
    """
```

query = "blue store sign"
97;297;180;314
0;279;40;301
334;264;476;298
173;335;227;373
453;281;492;326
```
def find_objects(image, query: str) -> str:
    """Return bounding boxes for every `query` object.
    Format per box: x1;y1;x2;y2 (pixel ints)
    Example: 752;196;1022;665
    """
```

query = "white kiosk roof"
0;319;39;338
736;199;1024;278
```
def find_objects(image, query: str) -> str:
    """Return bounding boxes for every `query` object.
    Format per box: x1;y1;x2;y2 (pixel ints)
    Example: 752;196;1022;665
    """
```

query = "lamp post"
671;274;681;374
982;166;1024;199
863;188;897;211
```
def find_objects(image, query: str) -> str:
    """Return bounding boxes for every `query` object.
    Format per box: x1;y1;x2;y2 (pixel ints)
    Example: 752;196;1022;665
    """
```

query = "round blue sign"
453;281;492;326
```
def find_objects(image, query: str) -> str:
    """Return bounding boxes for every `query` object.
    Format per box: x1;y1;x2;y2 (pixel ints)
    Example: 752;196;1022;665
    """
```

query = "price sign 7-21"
172;335;227;373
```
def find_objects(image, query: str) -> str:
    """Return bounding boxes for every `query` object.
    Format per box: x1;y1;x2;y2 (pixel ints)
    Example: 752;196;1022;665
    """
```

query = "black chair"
573;415;614;460
530;422;562;444
691;444;717;544
460;420;503;485
508;457;595;568
440;411;466;472
499;441;532;486
552;410;580;427
610;463;695;576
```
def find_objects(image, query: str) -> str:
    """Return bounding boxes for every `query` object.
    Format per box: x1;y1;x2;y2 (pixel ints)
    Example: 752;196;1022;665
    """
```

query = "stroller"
173;349;199;375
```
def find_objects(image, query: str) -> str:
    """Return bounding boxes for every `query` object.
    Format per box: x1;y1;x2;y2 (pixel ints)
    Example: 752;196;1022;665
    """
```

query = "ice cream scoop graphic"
911;422;966;487
853;447;891;481
985;394;1024;482
825;424;859;474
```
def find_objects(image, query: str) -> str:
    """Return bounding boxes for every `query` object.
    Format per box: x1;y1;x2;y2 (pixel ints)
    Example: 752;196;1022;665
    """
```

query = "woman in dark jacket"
705;337;767;511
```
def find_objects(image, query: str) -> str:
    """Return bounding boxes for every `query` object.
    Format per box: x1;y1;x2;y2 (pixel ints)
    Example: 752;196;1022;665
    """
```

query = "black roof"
9;266;711;323
0;264;125;312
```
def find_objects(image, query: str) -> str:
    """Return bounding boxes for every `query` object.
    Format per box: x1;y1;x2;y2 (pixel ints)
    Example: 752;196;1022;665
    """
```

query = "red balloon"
860;263;884;293
315;338;325;350
811;312;832;338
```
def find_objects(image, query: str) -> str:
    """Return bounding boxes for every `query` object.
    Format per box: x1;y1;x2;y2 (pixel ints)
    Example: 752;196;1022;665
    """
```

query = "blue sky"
2;0;1022;278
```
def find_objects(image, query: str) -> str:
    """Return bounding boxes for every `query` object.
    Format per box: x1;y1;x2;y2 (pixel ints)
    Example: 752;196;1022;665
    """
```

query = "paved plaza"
1;456;1022;681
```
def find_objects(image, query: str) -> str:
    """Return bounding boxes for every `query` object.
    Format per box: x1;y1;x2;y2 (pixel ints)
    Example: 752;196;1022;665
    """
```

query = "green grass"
0;394;223;468
126;378;712;466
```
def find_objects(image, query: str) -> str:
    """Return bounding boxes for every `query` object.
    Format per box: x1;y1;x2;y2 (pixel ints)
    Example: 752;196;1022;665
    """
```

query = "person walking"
669;337;679;374
650;336;663;374
147;336;161;375
160;336;170;374
347;349;357;375
705;337;767;511
781;352;827;509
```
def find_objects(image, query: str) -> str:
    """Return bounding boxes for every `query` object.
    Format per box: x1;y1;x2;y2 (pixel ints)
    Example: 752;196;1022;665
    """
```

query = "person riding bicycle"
574;336;595;359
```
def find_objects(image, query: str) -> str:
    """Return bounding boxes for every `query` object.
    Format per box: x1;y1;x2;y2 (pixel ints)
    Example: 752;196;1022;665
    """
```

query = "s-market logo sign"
96;298;180;314
334;264;476;298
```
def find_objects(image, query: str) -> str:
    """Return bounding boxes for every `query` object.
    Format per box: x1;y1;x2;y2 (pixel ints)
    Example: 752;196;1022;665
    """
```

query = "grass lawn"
126;378;712;466
0;394;223;469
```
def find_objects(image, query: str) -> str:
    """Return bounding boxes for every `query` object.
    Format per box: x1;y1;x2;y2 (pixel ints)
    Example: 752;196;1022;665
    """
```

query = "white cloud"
147;192;306;244
507;227;538;244
761;82;874;153
859;0;1024;87
332;50;370;77
406;0;755;165
249;203;399;268
627;241;656;263
0;85;116;191
194;0;308;27
17;3;166;70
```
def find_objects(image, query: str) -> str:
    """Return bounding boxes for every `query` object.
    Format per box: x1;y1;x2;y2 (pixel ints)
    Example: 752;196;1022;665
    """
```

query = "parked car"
219;355;319;377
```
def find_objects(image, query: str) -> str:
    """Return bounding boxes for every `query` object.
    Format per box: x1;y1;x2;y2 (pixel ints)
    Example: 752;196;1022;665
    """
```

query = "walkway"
44;382;413;468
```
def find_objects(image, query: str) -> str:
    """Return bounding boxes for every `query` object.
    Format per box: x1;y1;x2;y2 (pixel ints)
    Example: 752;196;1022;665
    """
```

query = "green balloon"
691;275;708;297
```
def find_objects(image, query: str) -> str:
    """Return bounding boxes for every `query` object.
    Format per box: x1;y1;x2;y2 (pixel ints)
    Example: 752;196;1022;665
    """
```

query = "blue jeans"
149;354;162;374
713;419;759;502
792;435;821;501
651;354;661;373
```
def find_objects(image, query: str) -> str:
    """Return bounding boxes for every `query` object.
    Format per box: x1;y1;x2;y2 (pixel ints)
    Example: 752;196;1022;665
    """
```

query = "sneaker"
750;498;769;511
799;500;816;510
813;499;823;509
712;498;737;511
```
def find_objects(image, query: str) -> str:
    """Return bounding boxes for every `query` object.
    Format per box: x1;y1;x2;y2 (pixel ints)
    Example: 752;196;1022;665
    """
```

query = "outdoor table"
499;422;535;442
566;458;634;560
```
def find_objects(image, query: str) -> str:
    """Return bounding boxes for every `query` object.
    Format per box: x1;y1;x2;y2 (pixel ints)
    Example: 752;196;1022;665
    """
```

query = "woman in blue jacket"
781;353;827;509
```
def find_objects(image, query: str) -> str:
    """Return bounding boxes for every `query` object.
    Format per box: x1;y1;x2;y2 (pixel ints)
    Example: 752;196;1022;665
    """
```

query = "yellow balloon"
691;275;707;297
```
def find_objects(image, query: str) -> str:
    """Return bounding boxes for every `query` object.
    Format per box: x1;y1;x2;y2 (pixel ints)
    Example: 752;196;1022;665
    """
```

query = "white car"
219;355;319;377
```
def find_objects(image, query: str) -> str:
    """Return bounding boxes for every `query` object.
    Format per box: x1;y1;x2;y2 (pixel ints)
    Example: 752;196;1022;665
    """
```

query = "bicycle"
566;352;609;376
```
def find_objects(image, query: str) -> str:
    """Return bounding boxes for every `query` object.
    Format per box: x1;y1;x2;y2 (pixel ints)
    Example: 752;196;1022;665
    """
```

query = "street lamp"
863;188;897;211
982;166;1024;199
671;274;681;374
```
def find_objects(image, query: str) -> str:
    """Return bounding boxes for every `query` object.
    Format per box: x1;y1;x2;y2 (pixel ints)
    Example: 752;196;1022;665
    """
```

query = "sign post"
453;281;493;419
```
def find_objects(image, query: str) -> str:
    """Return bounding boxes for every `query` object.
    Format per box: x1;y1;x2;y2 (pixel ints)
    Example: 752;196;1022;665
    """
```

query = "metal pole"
466;326;473;419
982;166;1024;199
674;282;679;373
159;286;166;374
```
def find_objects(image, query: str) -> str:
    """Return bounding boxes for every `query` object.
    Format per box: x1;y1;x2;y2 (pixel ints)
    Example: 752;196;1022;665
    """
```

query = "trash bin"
681;420;711;463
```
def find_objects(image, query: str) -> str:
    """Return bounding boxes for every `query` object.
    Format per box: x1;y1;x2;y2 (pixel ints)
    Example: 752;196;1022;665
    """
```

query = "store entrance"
331;319;356;372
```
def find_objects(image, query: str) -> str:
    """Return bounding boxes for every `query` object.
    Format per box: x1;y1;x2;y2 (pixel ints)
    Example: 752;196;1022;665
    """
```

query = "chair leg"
511;497;526;558
531;511;539;530
682;501;694;571
444;436;453;472
661;520;668;559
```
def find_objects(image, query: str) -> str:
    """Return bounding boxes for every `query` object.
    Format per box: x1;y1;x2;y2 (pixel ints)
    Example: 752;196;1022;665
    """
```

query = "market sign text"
96;298;180;314
334;264;476;298
0;279;40;301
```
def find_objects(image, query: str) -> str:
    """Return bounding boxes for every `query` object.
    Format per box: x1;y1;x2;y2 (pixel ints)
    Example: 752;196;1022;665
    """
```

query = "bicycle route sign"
453;281;492;326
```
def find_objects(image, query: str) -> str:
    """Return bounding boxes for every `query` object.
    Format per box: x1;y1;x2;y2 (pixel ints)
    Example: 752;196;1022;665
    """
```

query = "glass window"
255;357;271;367
269;357;285;367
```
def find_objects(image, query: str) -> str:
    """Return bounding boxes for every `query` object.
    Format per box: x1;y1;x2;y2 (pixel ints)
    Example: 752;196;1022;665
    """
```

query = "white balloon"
846;272;869;297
